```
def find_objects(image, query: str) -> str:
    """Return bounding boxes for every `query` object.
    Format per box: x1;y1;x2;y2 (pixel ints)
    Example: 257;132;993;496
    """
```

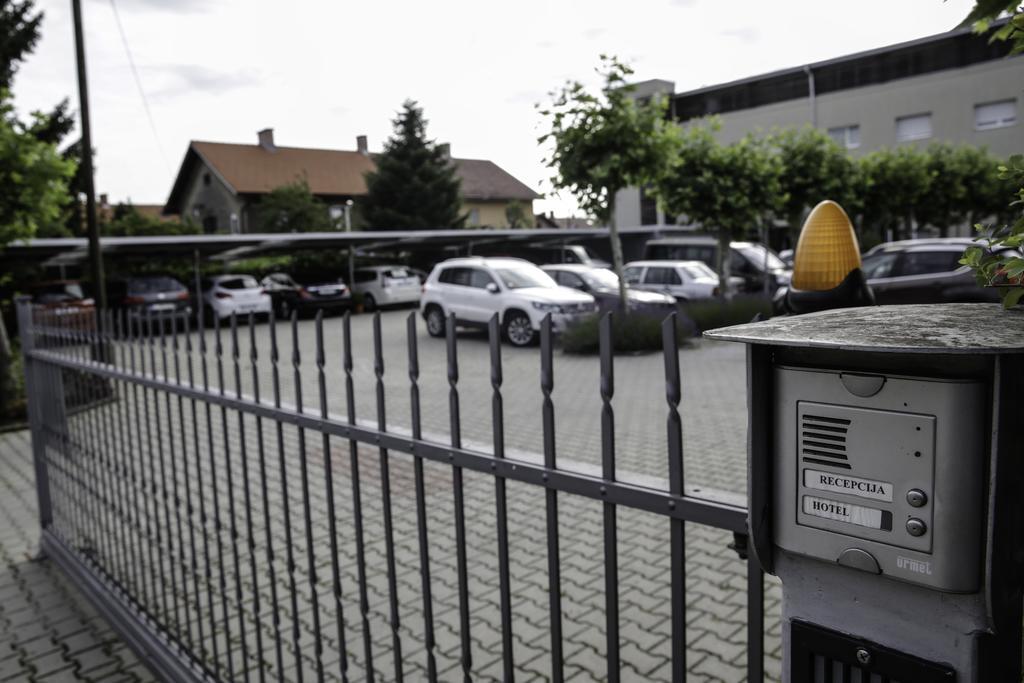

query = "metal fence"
16;297;764;682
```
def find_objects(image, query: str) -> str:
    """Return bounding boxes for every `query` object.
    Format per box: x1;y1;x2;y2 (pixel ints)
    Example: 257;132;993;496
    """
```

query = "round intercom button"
906;518;927;537
906;489;928;508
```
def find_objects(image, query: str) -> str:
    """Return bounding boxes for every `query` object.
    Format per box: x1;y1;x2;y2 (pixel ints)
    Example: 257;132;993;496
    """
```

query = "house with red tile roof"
163;129;539;232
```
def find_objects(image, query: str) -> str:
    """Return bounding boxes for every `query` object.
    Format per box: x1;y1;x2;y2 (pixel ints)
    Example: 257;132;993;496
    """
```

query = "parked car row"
24;235;1002;347
418;255;735;346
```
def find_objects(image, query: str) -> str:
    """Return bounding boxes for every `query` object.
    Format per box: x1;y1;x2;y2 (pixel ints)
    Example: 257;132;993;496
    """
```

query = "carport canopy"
0;226;693;273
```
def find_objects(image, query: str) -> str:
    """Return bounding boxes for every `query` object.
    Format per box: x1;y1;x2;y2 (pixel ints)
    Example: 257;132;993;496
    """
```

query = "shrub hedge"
679;295;773;334
560;295;773;355
561;311;691;355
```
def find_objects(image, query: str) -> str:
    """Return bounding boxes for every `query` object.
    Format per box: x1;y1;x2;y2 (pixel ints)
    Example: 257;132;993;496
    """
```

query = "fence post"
15;296;53;530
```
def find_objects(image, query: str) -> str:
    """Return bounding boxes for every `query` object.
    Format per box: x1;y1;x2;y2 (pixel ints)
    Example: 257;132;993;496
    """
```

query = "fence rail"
16;297;765;682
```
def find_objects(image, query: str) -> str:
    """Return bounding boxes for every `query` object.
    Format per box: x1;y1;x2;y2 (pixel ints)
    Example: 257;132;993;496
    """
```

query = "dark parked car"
541;264;677;315
259;272;352;318
27;280;96;332
860;238;1012;304
29;280;93;309
107;275;192;320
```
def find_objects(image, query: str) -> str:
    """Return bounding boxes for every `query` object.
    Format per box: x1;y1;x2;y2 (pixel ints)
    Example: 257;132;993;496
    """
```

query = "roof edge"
672;18;1011;101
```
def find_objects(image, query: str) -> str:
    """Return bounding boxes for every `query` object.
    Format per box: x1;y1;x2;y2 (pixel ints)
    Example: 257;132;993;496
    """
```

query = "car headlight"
532;302;564;313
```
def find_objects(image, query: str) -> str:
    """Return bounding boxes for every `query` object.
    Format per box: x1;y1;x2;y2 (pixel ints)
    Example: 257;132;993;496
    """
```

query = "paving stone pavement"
0;429;156;682
9;309;784;681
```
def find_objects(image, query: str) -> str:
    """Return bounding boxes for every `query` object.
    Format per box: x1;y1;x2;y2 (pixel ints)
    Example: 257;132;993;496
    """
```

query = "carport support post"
348;249;355;289
193;249;202;315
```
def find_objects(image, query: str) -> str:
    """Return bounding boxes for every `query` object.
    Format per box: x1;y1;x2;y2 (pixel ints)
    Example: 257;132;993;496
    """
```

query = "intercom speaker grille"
801;414;851;469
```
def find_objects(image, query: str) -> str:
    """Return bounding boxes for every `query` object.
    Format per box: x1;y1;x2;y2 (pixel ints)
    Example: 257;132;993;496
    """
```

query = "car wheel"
503;311;535;347
364;293;377;311
425;306;446;338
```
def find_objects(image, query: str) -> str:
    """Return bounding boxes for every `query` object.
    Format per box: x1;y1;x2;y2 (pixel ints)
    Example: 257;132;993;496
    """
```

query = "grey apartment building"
616;22;1024;229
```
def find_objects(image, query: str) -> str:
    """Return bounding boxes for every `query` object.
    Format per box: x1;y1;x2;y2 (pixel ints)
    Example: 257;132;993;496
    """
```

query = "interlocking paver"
6;308;784;681
0;429;157;682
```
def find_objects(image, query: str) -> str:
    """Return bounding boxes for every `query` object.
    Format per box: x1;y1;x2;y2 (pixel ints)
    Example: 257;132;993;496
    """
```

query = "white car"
352;265;421;310
201;274;272;320
420;257;597;346
622;260;721;302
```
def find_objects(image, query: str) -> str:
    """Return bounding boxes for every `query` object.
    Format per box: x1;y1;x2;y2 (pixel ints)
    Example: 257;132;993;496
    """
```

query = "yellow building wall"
464;200;535;228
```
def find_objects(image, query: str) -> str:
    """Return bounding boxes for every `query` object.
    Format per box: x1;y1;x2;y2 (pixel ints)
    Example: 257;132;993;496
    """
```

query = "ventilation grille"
791;620;955;683
800;414;851;470
809;656;901;682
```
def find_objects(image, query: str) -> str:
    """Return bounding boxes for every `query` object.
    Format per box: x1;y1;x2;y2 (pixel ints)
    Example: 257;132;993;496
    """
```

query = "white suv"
420;257;597;346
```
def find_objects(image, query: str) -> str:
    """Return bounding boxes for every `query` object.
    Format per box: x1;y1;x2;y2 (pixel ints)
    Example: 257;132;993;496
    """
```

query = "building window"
895;113;932;142
203;172;211;186
827;124;861;149
468;208;480;226
639;187;658;225
974;99;1016;130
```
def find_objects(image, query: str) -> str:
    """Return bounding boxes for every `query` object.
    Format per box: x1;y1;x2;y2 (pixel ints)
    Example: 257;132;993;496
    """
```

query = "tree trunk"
607;196;629;312
717;227;731;299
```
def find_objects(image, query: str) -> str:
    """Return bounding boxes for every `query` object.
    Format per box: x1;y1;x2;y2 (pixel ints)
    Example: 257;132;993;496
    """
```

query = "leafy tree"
252;178;334;232
0;95;75;246
660;122;782;293
857;146;933;243
961;154;1024;306
911;144;1005;237
1;1;77;236
360;100;465;230
958;2;1024;309
539;55;682;303
505;200;531;228
962;1;1024;53
766;127;859;244
104;202;200;237
0;0;40;91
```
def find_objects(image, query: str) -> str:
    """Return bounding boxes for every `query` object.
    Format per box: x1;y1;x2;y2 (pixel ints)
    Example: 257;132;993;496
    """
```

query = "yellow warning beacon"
783;200;874;314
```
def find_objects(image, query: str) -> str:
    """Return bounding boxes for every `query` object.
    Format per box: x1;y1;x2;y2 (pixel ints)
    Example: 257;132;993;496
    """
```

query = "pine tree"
360;100;465;229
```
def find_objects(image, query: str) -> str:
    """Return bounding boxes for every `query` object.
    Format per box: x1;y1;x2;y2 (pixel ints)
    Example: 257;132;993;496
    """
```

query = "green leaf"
1002;287;1024;309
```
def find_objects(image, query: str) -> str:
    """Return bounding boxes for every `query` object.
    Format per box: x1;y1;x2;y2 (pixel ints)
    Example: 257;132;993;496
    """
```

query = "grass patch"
561;312;691;355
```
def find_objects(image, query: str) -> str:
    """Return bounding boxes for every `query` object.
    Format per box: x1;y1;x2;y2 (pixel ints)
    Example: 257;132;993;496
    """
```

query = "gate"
16;297;765;682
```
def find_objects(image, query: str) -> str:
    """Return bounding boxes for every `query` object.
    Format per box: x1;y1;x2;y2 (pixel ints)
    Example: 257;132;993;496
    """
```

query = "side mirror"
486;282;500;294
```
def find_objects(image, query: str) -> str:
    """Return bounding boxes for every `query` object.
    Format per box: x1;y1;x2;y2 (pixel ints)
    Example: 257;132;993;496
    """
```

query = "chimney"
356;135;368;155
438;143;451;160
99;193;109;207
258;128;276;151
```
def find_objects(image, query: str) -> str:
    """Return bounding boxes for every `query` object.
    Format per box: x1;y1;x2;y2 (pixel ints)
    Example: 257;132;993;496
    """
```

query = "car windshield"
128;277;185;294
682;263;718;279
269;273;297;286
36;283;84;299
735;244;787;271
383;268;412;279
494;266;556;289
581;269;620;289
218;277;259;290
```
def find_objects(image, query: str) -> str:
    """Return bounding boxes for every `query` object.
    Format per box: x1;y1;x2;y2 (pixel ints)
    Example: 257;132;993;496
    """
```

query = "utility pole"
72;0;105;311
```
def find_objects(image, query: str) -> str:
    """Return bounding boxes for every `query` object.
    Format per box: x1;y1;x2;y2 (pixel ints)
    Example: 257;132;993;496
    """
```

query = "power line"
108;0;172;175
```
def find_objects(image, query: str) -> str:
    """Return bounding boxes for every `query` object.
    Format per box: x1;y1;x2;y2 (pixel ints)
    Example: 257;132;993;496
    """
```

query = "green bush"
561;311;691;355
680;295;772;334
0;341;26;426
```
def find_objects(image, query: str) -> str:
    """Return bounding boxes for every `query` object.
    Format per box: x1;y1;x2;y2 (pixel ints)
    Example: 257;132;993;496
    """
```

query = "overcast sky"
14;0;978;217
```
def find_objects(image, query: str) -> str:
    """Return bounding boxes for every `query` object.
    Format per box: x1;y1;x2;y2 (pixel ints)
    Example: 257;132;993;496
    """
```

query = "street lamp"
344;199;353;232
